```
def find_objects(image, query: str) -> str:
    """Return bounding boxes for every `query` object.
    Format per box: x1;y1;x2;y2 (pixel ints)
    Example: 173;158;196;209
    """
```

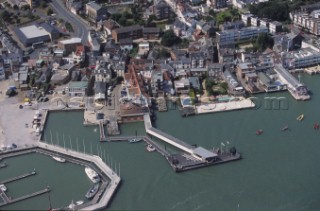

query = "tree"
209;9;215;17
254;33;274;51
47;8;53;16
157;48;170;59
0;11;10;21
41;1;48;8
160;30;181;47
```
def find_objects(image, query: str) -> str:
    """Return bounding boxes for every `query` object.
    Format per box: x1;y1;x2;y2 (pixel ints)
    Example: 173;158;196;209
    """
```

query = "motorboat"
52;156;66;163
76;201;84;205
256;129;263;135
85;183;100;199
146;144;156;152
85;167;100;183
281;125;289;131
297;114;304;121
0;184;7;192
128;138;142;143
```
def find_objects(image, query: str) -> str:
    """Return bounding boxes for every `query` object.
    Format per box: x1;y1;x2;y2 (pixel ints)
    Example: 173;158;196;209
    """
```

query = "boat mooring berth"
0;144;121;210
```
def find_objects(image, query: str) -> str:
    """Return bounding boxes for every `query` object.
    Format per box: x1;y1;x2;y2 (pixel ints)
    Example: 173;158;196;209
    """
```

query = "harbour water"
3;74;320;210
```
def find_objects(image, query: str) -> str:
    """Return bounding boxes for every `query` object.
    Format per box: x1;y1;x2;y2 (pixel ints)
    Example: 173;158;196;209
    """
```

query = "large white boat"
0;184;7;192
52;156;66;163
85;167;100;183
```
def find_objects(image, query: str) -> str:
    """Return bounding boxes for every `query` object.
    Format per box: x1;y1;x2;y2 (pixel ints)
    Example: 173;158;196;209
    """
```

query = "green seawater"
3;74;320;210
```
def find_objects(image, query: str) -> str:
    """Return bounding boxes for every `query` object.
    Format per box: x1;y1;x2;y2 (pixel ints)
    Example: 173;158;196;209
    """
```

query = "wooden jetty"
0;187;50;207
99;120;106;141
0;170;36;184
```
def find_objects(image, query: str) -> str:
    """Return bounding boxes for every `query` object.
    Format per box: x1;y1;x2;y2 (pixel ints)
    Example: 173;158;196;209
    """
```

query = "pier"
99;120;106;141
0;187;50;207
0;170;36;184
106;136;145;142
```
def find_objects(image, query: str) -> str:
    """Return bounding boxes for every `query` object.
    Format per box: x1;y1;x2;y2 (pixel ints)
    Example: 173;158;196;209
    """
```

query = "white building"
282;47;320;69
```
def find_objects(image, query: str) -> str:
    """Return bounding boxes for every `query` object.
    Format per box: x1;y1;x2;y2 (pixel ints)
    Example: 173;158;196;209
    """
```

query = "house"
237;62;256;78
273;33;303;53
208;63;224;80
223;69;244;96
111;25;143;43
257;72;286;92
143;27;160;40
58;38;82;55
102;19;120;36
68;81;88;97
86;1;108;22
153;0;172;20
218;48;235;65
119;38;133;51
189;76;200;90
174;78;190;94
250;16;260;27
86;1;107;23
94;81;106;103
51;63;76;85
151;70;164;95
269;21;282;34
220;21;245;31
282;47;320;69
210;0;227;9
241;13;253;26
66;0;83;15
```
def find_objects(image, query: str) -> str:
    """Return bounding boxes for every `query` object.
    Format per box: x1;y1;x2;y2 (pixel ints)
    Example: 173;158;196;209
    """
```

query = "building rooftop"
19;25;50;39
60;38;82;45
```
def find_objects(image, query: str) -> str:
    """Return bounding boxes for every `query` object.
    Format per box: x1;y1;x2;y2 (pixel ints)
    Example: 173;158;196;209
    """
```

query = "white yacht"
52;156;66;163
0;184;7;192
85;167;100;183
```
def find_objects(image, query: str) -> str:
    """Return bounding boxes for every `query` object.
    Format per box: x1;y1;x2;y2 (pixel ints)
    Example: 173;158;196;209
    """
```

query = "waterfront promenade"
196;98;255;114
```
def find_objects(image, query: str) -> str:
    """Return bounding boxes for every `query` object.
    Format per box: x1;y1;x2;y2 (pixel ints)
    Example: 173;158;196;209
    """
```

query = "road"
162;0;191;27
50;0;91;45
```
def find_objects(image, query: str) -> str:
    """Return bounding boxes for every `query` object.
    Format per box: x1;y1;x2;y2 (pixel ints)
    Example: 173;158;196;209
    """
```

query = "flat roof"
19;25;49;39
60;38;82;45
193;147;217;159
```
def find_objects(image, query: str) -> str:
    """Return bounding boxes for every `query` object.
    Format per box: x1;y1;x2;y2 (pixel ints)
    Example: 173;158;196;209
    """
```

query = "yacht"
52;156;66;163
128;138;142;143
85;167;100;183
85;183;100;199
297;114;304;121
146;144;156;152
0;184;7;192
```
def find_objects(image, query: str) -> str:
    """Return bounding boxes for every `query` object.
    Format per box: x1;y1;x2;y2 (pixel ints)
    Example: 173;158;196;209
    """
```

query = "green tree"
254;33;274;51
0;11;10;21
47;8;53;16
160;30;181;47
157;48;170;59
41;1;48;8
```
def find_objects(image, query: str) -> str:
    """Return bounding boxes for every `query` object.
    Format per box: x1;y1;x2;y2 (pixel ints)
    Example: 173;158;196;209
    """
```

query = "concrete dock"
0;170;36;184
0;187;50;207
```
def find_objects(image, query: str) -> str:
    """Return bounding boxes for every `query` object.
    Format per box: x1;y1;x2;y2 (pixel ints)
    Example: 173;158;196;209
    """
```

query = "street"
50;0;91;45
